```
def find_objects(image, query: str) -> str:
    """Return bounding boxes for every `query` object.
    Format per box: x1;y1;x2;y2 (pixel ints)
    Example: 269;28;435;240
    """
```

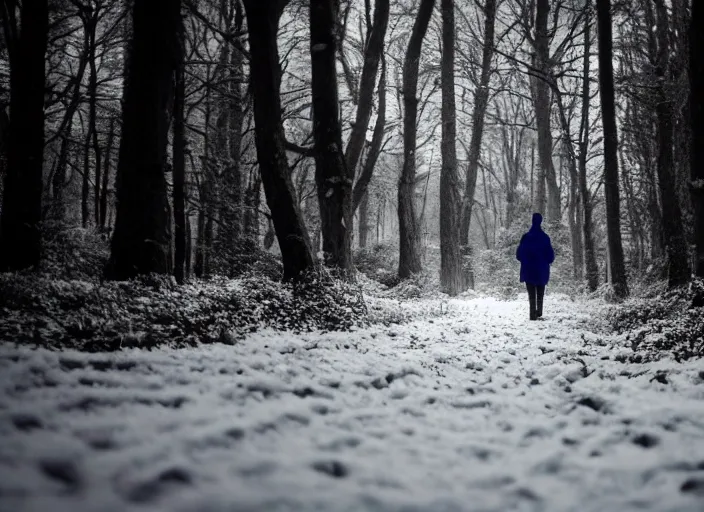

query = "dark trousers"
526;283;545;320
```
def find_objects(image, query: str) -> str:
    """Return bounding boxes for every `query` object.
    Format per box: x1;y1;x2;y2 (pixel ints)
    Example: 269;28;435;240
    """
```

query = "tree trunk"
0;0;48;271
358;190;369;248
82;119;92;228
652;0;690;287
310;0;353;276
439;0;462;295
87;11;102;229
100;117;115;233
578;7;598;292
352;57;386;212
105;0;179;280
243;0;314;280
173;12;186;285
217;0;245;275
398;0;434;279
459;0;495;247
532;0;560;223
344;0;389;177
596;0;628;298
692;0;704;278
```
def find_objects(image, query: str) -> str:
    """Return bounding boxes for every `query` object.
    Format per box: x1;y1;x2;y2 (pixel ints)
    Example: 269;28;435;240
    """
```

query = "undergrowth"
609;278;704;361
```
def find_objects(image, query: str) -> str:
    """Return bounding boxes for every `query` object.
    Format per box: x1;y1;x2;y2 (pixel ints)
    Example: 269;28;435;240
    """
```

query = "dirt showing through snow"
1;294;704;512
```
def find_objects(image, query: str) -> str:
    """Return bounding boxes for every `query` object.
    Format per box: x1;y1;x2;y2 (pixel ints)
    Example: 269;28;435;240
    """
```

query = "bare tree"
439;0;462;295
398;0;434;279
596;0;627;298
243;0;315;280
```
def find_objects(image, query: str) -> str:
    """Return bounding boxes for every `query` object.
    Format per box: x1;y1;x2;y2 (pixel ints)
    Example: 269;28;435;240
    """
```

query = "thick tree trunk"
173;13;186;285
596;0;628;298
398;0;434;279
692;0;704;278
217;0;245;273
578;8;599;292
651;0;690;287
439;0;462;295
310;0;353;276
344;0;389;178
243;0;314;280
459;0;495;247
0;0;48;271
105;0;179;280
532;0;560;223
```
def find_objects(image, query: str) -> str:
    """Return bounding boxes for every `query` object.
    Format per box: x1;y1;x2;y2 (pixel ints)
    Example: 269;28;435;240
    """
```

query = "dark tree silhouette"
596;0;628;298
243;0;315;280
692;0;704;279
105;0;180;280
0;0;48;271
173;8;187;285
310;0;352;275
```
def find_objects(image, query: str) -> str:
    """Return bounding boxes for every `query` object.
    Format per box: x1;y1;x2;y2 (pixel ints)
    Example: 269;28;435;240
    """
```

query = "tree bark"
691;0;704;278
440;0;462;295
652;0;690;287
310;0;352;275
100;117;115;233
243;0;314;280
0;0;48;271
578;8;599;292
596;0;628;298
459;0;495;247
398;0;434;279
358;190;369;248
352;57;386;212
105;0;179;280
173;10;186;284
532;0;560;222
344;0;389;177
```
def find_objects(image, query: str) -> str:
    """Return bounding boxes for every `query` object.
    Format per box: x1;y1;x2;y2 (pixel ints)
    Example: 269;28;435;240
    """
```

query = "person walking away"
516;213;555;320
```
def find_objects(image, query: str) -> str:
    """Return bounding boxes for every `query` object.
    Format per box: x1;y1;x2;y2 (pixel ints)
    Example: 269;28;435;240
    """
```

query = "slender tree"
105;0;180;279
243;0;315;280
173;6;187;284
692;0;704;279
0;0;49;271
398;0;434;279
459;0;496;247
596;0;628;298
440;0;462;295
578;6;599;291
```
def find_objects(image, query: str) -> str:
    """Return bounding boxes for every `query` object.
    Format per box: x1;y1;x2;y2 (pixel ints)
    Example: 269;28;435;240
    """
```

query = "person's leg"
526;283;537;320
536;285;545;318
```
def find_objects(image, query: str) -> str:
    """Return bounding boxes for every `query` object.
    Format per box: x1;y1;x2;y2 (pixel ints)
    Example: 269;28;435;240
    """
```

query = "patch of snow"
1;294;703;511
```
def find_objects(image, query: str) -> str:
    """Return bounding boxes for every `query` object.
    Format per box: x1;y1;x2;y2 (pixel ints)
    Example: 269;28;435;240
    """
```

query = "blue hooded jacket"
516;213;555;286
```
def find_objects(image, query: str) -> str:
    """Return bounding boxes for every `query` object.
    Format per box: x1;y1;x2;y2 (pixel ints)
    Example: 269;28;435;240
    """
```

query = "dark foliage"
0;269;368;352
610;279;704;361
354;243;400;288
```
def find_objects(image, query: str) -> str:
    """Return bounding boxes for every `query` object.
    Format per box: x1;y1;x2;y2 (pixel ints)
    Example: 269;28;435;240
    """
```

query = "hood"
530;213;543;230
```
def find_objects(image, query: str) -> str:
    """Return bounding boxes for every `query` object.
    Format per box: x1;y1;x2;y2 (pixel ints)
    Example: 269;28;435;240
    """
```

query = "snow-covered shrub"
0;269;368;351
610;278;704;361
40;224;110;280
210;236;283;280
354;243;399;287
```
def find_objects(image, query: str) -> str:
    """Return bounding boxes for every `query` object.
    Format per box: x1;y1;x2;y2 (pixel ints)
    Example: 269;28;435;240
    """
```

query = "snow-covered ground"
1;294;704;512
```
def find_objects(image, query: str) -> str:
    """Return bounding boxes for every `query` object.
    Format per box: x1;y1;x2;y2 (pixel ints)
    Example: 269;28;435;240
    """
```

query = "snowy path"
1;295;704;512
